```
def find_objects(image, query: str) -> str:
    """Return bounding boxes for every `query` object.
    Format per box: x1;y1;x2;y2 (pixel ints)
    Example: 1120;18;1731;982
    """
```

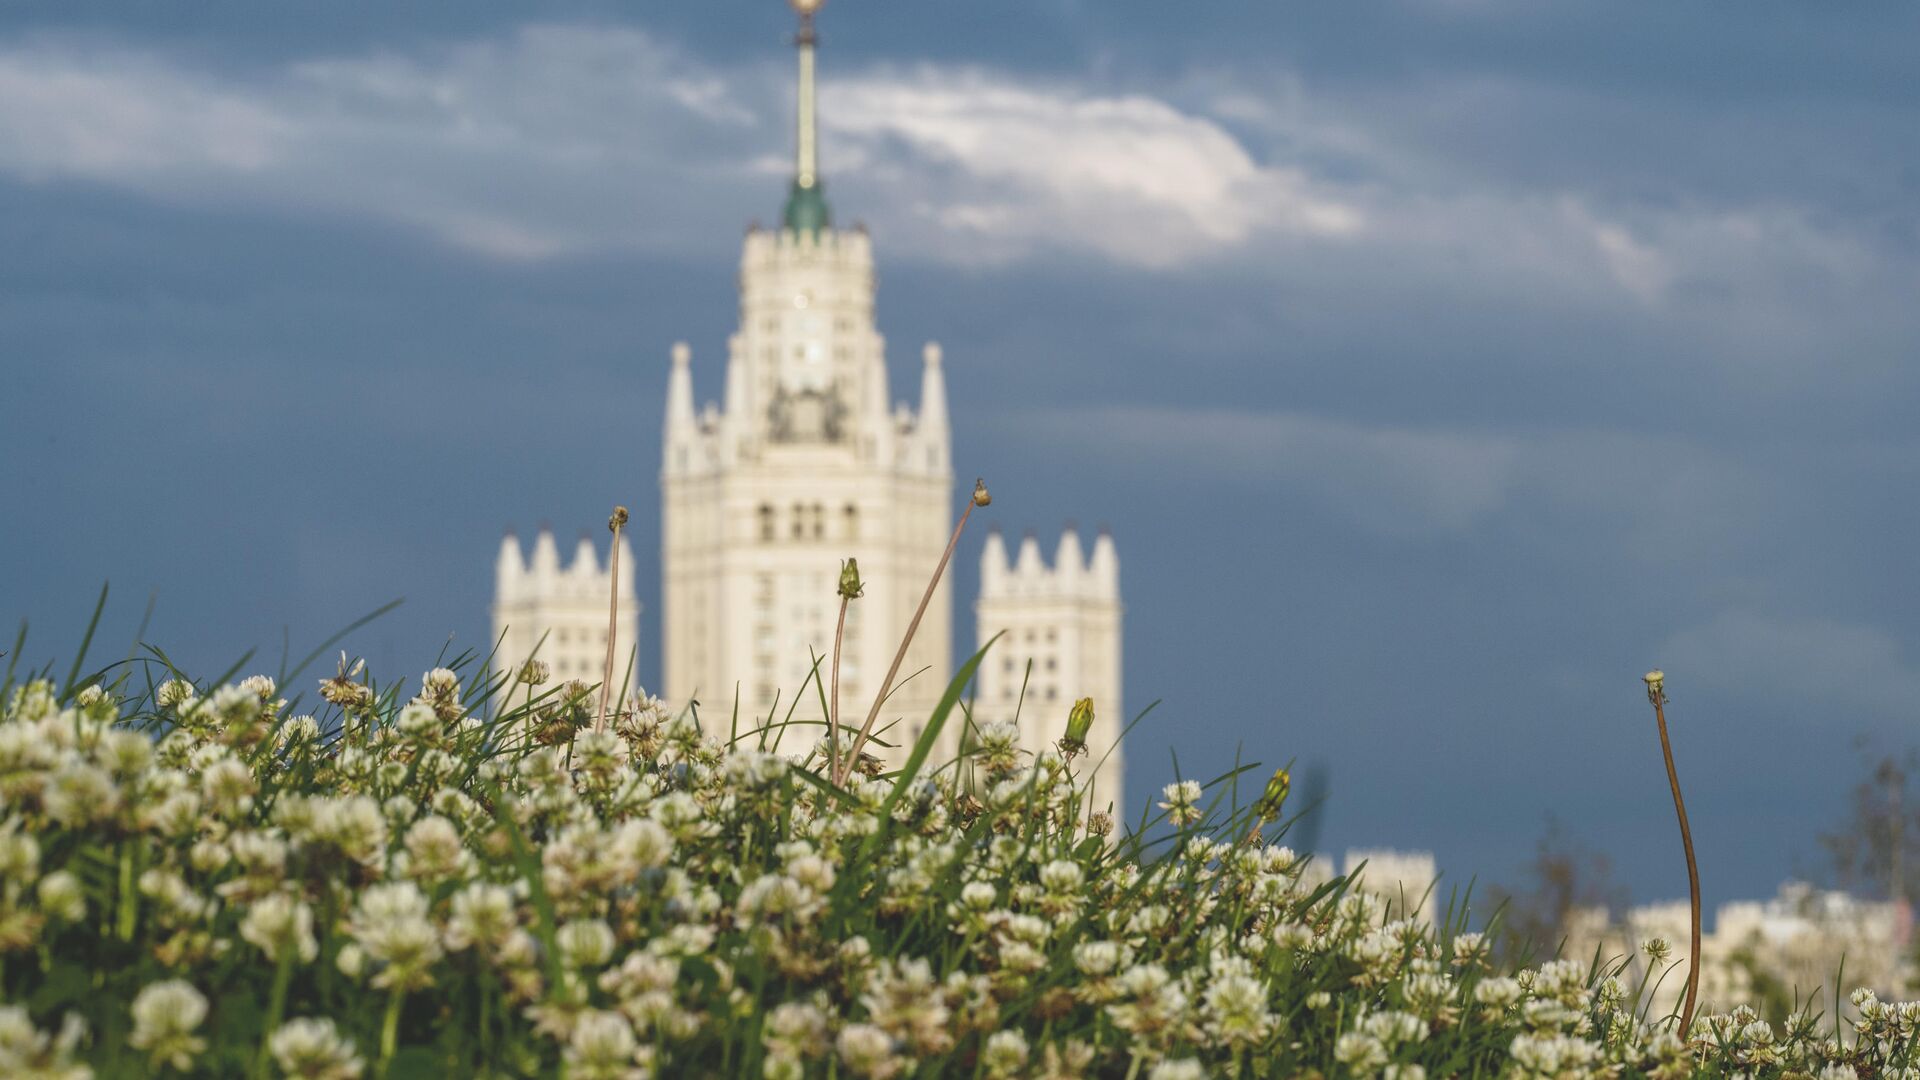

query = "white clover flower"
1158;779;1204;826
1075;941;1122;978
347;882;442;990
398;814;469;884
835;1023;897;1079
563;1010;642;1080
419;668;461;699
1039;859;1084;893
45;763;120;826
557;919;617;969
1203;970;1272;1046
240;893;318;963
1363;1009;1428;1048
981;1030;1029;1077
270;1017;364;1079
1509;1032;1600;1075
37;870;86;922
279;714;322;748
1334;1031;1388;1073
445;882;517;952
156;679;196;709
0;1005;89;1079
1384;1065;1428;1080
201;757;256;817
128;979;209;1071
395;702;440;738
1147;1060;1205;1080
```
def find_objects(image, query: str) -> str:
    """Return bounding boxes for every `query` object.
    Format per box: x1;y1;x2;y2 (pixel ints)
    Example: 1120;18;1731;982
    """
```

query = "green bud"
838;558;864;600
1061;697;1094;754
1255;767;1291;823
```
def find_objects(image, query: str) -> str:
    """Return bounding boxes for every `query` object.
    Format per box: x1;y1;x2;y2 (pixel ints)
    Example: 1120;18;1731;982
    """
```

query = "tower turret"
530;527;561;580
495;531;523;604
976;526;1126;810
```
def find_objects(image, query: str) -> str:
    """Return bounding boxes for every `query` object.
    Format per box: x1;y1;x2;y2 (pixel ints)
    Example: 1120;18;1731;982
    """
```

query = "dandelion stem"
840;479;988;785
1645;670;1701;1037
597;506;629;733
829;592;849;781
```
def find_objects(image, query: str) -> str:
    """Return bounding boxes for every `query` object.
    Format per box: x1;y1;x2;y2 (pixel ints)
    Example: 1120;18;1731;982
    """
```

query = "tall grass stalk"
838;478;990;784
1645;668;1702;1036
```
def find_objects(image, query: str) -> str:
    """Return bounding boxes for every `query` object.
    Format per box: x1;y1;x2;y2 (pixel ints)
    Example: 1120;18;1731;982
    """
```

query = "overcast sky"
4;0;1918;912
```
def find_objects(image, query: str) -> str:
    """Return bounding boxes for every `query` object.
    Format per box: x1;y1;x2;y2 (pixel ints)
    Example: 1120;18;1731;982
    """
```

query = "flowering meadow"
3;643;1919;1078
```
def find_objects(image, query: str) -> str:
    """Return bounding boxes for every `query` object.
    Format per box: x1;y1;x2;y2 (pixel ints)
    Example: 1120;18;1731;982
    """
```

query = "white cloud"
0;20;1886;302
0;27;1363;266
824;71;1362;266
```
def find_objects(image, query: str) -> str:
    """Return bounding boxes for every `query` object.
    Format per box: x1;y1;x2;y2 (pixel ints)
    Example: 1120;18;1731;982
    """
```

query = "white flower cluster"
0;669;1916;1078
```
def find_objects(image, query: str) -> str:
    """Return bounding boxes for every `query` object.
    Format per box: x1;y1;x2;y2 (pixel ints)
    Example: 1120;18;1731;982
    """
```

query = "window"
812;503;826;539
844;503;858;540
791;503;806;540
758;504;775;541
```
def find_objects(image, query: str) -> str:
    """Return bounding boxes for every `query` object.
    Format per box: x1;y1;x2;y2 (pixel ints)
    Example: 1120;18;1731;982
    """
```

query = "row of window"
759;502;858;541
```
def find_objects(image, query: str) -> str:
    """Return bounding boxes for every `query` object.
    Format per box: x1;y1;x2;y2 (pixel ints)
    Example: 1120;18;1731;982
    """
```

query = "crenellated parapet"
979;525;1120;602
492;526;641;686
976;525;1125;811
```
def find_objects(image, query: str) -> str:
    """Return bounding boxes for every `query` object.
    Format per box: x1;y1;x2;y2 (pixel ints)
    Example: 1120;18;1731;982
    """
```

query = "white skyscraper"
492;528;640;689
660;0;952;761
491;0;1127;802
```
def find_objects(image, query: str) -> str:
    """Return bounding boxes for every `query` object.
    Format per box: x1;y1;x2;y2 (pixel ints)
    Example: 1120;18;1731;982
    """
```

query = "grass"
1;611;1917;1078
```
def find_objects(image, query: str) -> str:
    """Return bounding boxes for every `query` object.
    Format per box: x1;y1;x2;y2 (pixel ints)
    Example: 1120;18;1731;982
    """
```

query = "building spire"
783;0;832;235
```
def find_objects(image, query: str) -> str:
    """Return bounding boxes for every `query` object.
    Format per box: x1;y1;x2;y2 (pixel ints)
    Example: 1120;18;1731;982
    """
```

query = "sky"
4;0;1919;914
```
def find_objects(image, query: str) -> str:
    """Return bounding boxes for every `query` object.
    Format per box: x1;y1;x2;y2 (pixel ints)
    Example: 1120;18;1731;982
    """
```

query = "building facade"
491;0;1126;807
974;528;1124;809
492;528;640;689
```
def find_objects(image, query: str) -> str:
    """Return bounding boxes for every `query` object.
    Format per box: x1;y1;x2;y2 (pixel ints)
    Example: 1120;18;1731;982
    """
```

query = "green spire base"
783;180;831;237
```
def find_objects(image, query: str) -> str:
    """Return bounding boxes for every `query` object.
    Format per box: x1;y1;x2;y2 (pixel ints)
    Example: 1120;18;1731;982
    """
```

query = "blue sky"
4;0;1919;912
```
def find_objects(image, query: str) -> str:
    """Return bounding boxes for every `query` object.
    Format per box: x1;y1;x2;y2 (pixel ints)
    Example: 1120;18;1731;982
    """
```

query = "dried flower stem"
1646;670;1701;1036
838;479;989;785
828;593;849;780
598;507;629;732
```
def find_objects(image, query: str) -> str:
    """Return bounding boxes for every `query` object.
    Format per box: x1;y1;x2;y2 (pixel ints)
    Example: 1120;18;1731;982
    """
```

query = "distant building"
1565;882;1913;1019
974;528;1125;810
491;528;639;689
488;0;1126;807
1344;849;1442;926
